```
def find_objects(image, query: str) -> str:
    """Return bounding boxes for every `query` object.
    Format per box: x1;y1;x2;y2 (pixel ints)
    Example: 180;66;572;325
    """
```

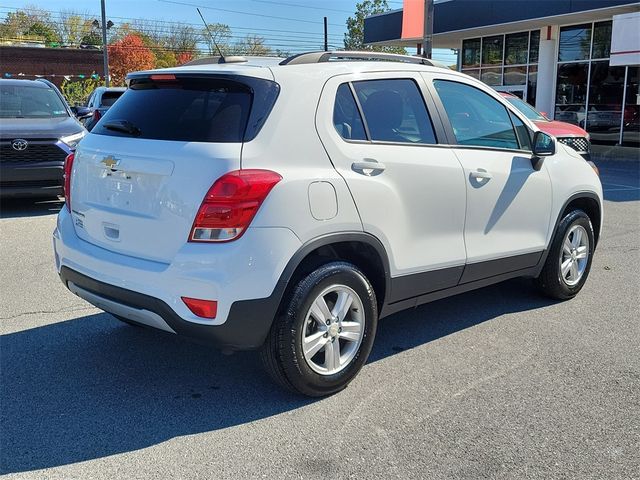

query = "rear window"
92;76;279;143
99;91;124;107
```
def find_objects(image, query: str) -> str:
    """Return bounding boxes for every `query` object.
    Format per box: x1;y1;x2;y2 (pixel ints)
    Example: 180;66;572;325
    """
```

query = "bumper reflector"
182;297;218;319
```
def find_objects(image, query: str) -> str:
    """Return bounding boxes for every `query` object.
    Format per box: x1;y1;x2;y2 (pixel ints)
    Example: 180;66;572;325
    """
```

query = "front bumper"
53;207;301;350
0;161;64;197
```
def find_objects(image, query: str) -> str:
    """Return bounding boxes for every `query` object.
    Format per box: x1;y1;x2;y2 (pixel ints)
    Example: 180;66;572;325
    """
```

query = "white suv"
53;52;603;396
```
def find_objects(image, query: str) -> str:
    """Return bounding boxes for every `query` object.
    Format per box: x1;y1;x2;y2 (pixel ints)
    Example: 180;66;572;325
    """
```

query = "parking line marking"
601;183;640;190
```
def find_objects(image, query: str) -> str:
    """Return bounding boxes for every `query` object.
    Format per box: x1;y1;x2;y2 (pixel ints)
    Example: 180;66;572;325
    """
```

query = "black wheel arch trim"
552;191;602;248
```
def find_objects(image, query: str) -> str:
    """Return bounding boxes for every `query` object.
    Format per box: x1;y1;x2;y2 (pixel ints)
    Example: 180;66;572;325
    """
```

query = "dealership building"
364;0;640;146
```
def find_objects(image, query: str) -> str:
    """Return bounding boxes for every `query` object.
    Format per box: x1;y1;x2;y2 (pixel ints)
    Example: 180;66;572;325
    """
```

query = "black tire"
535;209;595;300
260;261;378;397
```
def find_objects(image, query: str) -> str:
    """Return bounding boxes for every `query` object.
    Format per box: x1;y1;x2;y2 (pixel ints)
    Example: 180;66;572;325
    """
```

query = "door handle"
352;160;386;176
470;169;492;180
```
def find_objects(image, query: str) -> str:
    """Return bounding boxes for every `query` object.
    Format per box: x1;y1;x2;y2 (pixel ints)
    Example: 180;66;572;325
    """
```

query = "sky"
0;0;457;63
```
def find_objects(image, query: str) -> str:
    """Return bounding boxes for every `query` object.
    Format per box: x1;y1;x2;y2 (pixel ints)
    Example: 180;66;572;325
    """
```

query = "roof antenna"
197;7;225;62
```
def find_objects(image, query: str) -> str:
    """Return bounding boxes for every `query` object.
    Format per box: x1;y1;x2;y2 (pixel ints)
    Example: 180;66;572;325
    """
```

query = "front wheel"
535;209;595;300
261;261;378;397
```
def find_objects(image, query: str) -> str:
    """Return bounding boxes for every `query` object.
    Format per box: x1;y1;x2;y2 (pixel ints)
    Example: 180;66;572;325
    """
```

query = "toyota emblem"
11;139;28;151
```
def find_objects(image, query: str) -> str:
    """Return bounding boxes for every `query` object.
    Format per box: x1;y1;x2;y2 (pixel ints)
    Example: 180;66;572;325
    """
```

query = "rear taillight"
63;152;74;212
189;169;282;242
182;297;218;319
92;109;102;123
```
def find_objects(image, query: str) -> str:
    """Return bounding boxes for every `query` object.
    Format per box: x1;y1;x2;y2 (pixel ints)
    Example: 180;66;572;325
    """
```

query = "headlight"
585;133;590;142
60;131;86;149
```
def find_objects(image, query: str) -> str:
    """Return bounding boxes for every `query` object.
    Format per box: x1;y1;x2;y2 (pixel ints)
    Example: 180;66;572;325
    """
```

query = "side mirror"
531;131;555;170
72;106;93;121
532;131;555;156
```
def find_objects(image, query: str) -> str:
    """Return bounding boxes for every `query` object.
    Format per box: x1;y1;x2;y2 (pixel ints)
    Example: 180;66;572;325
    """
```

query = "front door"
316;72;467;301
425;74;552;280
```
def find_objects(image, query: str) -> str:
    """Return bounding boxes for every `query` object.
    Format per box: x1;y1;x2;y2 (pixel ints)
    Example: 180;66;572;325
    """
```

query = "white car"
53;52;603;396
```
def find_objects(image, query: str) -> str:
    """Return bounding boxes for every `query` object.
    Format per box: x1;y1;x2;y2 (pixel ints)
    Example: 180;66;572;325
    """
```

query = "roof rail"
182;55;248;66
279;50;448;68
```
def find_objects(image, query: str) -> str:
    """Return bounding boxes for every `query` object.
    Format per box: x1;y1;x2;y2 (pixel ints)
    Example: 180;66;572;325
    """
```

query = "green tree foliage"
0;6;59;44
344;0;406;54
60;77;100;106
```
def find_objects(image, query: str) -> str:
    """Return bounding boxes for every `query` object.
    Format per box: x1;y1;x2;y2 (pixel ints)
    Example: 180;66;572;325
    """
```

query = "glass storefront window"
481;68;502;86
529;30;540;64
482;35;503;66
461;69;480;80
558;24;592;62
622;67;639;147
505;32;528;65
462;38;481;68
527;65;537;108
587;61;626;144
555;63;589;126
592;21;612;59
504;66;527;85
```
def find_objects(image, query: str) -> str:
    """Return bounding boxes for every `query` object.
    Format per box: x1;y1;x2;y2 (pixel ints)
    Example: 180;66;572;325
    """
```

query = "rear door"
70;75;272;263
316;72;467;301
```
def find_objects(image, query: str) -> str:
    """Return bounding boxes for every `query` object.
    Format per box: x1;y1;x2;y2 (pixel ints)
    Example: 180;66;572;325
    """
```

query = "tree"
201;23;232;55
344;0;406;54
0;6;59;44
108;34;155;86
61;77;101;106
233;35;271;56
176;51;194;65
54;10;94;47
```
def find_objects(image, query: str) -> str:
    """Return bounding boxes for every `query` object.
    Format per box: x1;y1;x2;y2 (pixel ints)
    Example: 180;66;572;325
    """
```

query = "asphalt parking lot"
1;161;639;479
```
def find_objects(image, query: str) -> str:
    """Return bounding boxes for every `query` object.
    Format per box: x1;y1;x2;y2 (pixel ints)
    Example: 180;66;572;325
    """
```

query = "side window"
509;111;532;150
433;80;519;150
352;79;437;144
333;83;367;141
86;92;95;107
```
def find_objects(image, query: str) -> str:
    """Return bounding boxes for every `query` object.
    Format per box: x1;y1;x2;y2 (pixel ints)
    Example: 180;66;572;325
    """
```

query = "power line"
249;0;353;14
0;6;345;39
156;0;344;27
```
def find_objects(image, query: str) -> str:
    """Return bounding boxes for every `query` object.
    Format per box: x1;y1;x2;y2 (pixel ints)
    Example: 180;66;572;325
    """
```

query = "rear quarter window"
92;76;279;143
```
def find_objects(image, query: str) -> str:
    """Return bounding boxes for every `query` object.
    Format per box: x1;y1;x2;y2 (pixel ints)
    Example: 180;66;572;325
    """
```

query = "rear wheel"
536;209;595;300
261;261;378;397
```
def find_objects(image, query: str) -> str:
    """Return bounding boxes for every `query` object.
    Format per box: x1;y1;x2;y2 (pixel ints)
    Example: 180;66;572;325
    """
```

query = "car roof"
129;58;460;84
0;78;50;88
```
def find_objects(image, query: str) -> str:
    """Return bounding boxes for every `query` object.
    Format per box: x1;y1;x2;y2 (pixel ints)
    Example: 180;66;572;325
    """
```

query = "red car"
499;92;591;160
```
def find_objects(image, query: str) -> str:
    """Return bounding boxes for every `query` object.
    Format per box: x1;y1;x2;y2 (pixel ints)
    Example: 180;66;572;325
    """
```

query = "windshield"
505;96;547;122
0;85;68;118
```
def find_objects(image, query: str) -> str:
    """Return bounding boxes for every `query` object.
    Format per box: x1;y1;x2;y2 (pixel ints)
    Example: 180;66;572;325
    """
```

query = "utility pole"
101;0;109;86
422;0;434;59
323;17;328;51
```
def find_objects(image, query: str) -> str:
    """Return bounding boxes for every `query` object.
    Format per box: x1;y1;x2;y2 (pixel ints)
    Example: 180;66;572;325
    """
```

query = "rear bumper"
0;161;64;197
53;207;301;350
59;266;280;350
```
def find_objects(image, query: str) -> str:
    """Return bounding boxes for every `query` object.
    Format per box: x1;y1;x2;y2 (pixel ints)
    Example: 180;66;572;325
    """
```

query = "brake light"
63;152;74;212
189;169;282;242
150;74;176;81
182;297;218;319
92;108;102;123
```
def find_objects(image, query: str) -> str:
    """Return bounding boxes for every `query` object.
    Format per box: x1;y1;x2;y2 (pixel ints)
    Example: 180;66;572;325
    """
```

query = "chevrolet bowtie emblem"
101;156;119;170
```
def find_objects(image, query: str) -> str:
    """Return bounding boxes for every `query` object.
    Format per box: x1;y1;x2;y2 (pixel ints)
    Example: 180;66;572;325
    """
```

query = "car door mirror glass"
73;106;93;120
532;131;555;156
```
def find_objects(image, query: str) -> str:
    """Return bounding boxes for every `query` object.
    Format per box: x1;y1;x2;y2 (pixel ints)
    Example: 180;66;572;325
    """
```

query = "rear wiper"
103;120;141;136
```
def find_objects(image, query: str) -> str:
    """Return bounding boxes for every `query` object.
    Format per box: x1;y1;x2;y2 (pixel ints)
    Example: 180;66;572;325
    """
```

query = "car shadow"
0;278;555;474
0;197;63;219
